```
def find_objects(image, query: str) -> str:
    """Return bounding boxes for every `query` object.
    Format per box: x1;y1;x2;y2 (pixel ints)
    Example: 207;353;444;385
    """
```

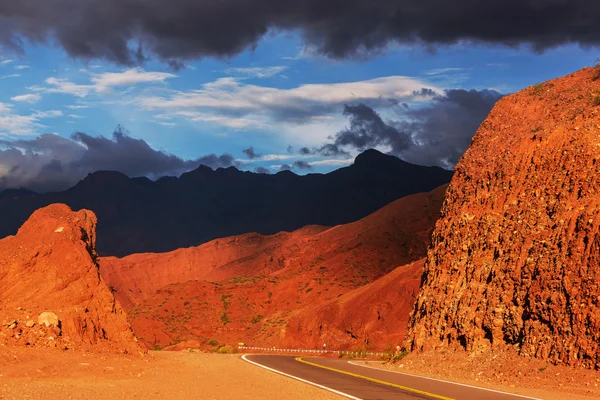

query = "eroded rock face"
0;204;141;353
407;67;600;369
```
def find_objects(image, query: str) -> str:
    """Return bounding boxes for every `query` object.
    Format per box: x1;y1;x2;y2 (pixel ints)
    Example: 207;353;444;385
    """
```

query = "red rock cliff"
0;204;141;353
407;67;600;369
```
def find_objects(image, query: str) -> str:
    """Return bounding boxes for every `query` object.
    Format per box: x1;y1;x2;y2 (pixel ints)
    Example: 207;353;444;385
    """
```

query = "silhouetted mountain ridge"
0;149;452;256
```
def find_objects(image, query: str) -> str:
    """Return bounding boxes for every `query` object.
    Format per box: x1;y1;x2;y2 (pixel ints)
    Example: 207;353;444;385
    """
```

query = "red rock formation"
0;204;141;354
101;186;447;350
407;67;600;369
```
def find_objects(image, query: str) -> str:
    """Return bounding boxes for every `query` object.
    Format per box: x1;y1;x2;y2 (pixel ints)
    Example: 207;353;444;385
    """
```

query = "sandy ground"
0;349;340;400
367;349;600;400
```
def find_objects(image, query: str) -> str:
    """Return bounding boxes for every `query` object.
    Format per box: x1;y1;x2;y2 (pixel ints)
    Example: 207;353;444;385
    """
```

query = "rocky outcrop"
0;204;141;353
407;67;600;369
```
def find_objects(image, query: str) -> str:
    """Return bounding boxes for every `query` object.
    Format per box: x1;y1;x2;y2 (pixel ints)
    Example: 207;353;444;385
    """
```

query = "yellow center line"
295;357;454;400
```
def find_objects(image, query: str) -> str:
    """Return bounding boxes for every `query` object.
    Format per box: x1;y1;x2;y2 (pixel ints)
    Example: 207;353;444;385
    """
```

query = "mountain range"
0;149;452;256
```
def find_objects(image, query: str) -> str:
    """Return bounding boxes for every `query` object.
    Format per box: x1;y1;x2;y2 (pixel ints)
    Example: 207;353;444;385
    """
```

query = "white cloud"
0;74;21;80
32;110;63;119
134;75;439;148
91;68;176;91
156;121;176;127
15;65;29;70
66;105;90;109
486;63;509;68
11;94;42;104
172;111;267;129
224;66;287;79
0;103;64;136
0;103;12;114
29;77;94;97
67;114;84;119
424;68;468;76
283;45;318;60
28;68;177;98
1;59;14;65
138;76;439;121
0;103;44;135
309;158;354;166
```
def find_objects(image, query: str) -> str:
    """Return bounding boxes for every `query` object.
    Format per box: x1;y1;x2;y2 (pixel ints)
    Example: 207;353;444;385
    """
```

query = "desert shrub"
530;83;545;96
216;345;236;354
221;312;231;325
251;314;263;324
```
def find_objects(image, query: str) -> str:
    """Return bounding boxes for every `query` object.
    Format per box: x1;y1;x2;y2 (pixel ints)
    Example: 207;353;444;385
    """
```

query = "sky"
1;0;600;192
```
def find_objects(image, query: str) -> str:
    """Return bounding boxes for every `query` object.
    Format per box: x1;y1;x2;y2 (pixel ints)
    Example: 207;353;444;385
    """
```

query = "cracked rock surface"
407;67;600;369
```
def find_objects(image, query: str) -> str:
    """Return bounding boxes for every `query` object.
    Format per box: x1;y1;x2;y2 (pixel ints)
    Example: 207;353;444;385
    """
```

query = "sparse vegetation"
530;83;545;96
216;345;236;354
384;349;409;363
220;312;231;325
221;294;232;309
251;314;264;324
208;339;220;347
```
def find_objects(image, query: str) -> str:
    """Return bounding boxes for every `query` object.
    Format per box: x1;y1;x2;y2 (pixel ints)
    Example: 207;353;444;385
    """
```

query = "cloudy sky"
1;0;599;191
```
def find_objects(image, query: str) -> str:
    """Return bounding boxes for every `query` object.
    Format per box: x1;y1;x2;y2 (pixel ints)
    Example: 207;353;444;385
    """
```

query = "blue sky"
0;32;598;177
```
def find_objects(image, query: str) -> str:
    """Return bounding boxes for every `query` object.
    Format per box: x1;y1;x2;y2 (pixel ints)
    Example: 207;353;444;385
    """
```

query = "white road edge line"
347;361;541;400
242;354;362;400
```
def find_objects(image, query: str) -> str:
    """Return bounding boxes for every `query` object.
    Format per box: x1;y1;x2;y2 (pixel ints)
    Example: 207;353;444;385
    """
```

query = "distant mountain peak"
353;149;404;167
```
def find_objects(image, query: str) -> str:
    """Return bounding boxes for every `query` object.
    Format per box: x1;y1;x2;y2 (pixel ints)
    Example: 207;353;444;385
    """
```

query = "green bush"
216;345;236;354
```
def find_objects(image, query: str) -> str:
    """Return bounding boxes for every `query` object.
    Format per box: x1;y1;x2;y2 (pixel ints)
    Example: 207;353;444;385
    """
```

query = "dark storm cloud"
395;89;504;167
196;153;237;169
298;147;311;155
254;166;270;174
242;146;259;159
334;104;412;153
0;1;599;64
279;164;292;171
0;128;236;192
322;89;503;168
292;160;312;170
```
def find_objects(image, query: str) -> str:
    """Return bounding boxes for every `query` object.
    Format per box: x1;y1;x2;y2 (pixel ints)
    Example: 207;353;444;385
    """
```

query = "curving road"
243;355;540;400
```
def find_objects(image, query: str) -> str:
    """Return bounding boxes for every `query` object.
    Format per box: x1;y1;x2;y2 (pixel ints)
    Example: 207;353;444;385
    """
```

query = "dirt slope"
407;67;600;369
283;259;424;350
101;185;446;350
0;204;141;354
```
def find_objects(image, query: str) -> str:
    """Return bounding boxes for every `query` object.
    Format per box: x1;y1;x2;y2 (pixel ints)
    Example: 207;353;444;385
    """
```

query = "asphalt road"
243;355;540;400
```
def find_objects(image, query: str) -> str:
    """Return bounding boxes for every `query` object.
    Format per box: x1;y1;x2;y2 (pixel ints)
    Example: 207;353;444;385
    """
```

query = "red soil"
407;66;600;369
0;204;142;354
100;186;446;350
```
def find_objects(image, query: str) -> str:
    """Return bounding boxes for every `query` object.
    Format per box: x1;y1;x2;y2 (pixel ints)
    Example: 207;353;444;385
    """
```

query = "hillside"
407;67;600;369
0;204;141;354
101;185;447;350
0;149;452;256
